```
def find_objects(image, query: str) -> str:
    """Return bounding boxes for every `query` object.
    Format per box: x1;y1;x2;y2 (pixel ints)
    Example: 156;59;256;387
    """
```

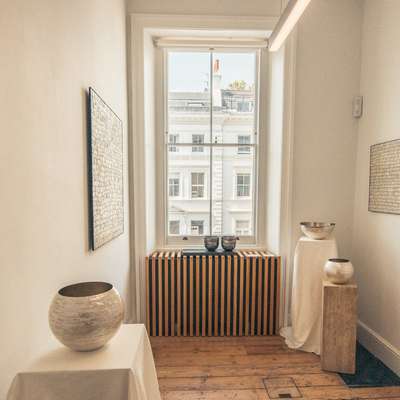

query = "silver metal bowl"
300;222;335;240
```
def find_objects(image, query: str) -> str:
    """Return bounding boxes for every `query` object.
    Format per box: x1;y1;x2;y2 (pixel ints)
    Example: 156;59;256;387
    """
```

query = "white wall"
291;0;363;258
352;0;400;372
0;0;130;398
128;0;281;16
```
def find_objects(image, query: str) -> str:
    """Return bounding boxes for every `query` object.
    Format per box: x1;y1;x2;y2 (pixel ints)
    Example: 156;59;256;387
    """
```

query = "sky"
168;52;256;92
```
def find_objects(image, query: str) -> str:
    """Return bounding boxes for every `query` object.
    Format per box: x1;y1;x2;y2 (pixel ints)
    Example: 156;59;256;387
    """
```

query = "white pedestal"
7;324;161;400
281;236;338;354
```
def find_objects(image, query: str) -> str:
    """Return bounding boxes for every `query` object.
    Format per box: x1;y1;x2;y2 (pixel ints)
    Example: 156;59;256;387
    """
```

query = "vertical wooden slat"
202;256;206;336
171;252;175;336
263;256;269;335
189;256;194;336
196;256;200;336
257;254;263;335
276;257;281;333
183;256;188;336
245;256;250;336
269;257;276;335
164;252;170;336
151;253;157;336
214;255;219;336
146;256;150;333
158;252;164;336
251;256;256;336
220;255;225;336
208;256;213;336
238;252;244;336
177;254;181;336
233;255;238;336
226;255;232;337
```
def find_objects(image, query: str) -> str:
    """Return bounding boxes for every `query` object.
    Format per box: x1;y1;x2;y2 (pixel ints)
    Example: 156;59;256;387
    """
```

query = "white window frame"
159;46;267;247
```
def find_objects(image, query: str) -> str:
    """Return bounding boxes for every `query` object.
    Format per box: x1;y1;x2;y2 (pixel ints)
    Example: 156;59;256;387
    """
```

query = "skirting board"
358;320;400;376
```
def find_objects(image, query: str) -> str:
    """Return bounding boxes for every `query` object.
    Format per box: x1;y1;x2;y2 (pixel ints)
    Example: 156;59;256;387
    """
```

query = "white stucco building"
167;62;256;237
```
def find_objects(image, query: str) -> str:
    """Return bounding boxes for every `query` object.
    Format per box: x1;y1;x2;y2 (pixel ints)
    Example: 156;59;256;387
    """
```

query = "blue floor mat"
339;342;400;387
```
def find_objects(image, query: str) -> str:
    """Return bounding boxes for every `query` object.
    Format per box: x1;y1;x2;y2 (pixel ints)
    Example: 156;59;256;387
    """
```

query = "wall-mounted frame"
369;138;400;215
87;87;124;250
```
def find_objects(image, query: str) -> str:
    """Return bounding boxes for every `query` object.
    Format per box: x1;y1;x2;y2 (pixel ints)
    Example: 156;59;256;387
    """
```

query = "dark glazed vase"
204;236;219;251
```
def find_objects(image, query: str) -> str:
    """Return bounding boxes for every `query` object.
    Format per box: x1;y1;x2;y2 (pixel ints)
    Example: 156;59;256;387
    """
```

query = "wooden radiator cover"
146;250;281;337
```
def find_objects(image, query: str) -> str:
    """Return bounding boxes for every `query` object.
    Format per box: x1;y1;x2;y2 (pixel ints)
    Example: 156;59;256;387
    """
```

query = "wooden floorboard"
151;336;400;400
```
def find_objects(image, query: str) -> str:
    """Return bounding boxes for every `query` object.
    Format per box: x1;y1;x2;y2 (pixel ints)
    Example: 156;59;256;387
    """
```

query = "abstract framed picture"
369;138;400;215
87;87;124;250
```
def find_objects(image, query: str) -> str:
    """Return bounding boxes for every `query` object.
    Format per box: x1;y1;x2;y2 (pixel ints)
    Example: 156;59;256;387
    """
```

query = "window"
235;220;250;236
169;134;179;152
166;50;258;240
238;135;251;154
191;220;204;235
236;173;251;197
191;172;205;198
168;174;180;197
169;220;180;235
192;134;204;152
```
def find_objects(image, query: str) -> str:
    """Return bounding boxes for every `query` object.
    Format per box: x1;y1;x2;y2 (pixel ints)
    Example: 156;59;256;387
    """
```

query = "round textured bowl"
49;282;124;351
204;236;219;252
324;258;354;284
300;222;335;240
221;236;237;251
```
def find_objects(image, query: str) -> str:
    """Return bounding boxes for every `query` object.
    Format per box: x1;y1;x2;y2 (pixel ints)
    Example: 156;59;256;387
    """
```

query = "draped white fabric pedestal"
7;324;161;400
281;236;338;355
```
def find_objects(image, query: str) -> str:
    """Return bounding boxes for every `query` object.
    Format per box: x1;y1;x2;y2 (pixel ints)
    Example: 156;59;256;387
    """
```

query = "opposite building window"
191;220;204;235
191;172;205;198
168;174;180;197
192;134;204;152
169;220;180;235
236;173;251;197
238;135;251;154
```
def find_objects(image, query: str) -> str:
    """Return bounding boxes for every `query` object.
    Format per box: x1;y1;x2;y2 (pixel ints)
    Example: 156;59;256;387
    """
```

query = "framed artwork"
87;87;124;250
369;139;400;215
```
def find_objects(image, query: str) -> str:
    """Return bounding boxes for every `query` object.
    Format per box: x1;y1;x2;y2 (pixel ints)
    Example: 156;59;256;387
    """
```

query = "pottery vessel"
49;282;124;351
300;222;335;240
204;236;219;251
324;258;354;284
221;236;237;251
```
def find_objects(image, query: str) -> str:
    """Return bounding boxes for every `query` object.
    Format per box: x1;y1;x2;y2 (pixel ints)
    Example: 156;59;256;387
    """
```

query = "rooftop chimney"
213;59;221;107
213;59;220;74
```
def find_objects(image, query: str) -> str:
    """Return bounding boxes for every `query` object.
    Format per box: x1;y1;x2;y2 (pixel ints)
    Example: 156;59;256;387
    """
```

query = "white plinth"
7;324;161;400
281;236;338;355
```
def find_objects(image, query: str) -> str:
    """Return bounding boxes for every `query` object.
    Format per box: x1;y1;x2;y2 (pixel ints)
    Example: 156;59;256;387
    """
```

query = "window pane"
211;146;255;236
168;52;211;144
212;53;256;145
168;145;210;236
166;50;257;240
